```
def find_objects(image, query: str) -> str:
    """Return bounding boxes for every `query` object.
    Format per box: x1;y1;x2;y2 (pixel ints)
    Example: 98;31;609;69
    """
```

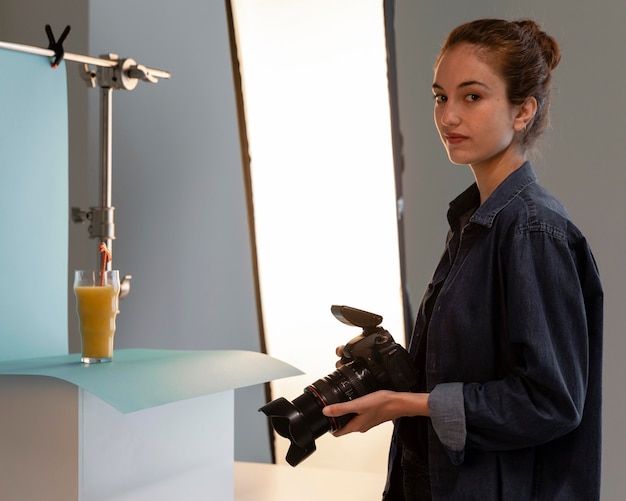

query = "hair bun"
515;19;562;70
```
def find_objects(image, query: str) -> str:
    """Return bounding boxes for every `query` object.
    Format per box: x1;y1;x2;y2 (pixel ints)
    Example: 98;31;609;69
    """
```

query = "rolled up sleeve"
429;382;466;464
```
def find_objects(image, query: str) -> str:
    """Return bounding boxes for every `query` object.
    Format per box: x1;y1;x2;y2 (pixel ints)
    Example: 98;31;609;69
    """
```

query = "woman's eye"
465;93;480;102
433;94;447;103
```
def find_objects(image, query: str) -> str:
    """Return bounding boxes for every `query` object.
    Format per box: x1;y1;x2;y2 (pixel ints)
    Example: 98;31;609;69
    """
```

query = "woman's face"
432;43;523;170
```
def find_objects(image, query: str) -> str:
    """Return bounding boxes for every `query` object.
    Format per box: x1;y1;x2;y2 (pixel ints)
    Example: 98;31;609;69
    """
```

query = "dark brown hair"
436;19;561;149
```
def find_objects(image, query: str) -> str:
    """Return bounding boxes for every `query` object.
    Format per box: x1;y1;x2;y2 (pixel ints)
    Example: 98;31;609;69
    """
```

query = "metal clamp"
78;53;163;91
71;206;115;241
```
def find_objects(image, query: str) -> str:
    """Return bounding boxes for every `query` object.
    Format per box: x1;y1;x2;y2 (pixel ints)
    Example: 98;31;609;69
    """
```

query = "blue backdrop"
0;48;68;361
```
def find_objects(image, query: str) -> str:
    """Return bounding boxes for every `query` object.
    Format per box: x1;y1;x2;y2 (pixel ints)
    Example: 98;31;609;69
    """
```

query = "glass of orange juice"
74;270;121;363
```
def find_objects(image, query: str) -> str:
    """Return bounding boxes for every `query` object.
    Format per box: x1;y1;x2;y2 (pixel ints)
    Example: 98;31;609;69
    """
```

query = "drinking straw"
98;242;112;286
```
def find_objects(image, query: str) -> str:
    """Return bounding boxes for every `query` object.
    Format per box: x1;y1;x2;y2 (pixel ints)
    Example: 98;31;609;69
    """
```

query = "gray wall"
0;0;270;463
86;0;269;462
394;1;626;499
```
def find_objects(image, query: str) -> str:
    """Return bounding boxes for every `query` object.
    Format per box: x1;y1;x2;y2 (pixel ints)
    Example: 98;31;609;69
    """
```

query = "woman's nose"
439;103;460;127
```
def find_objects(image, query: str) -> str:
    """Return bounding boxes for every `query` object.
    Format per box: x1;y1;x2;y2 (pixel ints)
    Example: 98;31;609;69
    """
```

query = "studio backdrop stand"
1;25;172;298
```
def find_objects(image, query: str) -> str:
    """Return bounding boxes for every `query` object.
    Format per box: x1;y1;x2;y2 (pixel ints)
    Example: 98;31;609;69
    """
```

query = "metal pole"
0;40;171;79
100;86;114;270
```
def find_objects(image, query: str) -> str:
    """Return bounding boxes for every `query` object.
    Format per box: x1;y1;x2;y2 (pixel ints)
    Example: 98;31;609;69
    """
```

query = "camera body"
259;305;417;467
337;310;419;395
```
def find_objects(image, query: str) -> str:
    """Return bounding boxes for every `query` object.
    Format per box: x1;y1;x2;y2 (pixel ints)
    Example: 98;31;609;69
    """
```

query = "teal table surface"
0;349;302;413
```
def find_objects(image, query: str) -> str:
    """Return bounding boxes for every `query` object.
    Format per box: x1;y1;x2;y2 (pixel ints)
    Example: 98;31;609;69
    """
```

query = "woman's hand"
322;390;430;437
334;345;345;368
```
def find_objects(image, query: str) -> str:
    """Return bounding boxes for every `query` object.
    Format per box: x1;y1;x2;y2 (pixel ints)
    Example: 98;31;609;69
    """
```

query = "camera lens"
259;359;381;466
306;361;379;431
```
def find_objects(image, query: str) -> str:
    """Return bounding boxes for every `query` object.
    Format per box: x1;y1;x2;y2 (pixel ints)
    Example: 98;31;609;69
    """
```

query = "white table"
234;461;386;501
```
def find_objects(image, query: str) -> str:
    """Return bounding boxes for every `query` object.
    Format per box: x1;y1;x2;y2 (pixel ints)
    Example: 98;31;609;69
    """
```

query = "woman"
323;19;603;500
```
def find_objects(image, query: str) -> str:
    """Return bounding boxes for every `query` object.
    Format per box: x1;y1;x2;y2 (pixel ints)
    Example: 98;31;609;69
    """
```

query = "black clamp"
45;24;71;69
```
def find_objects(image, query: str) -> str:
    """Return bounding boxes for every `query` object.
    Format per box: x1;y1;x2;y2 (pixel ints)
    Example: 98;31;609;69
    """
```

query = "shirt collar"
447;161;538;229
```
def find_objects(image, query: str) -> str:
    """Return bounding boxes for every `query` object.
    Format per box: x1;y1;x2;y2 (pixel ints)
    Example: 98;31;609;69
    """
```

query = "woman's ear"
515;96;538;132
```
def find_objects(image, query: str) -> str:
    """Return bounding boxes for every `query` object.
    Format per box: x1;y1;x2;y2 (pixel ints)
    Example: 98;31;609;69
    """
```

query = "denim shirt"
388;162;603;500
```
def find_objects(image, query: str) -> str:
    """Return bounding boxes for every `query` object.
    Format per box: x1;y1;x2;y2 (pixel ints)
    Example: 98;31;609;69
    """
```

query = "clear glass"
73;270;120;363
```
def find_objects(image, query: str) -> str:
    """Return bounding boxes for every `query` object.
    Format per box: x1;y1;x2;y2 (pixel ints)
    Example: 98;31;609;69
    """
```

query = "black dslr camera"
259;305;417;466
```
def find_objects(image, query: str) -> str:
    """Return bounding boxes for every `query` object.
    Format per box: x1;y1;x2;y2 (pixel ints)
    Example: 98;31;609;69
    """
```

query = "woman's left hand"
322;390;430;437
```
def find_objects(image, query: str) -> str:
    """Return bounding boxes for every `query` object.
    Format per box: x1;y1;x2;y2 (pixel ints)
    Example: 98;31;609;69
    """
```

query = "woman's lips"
445;133;468;144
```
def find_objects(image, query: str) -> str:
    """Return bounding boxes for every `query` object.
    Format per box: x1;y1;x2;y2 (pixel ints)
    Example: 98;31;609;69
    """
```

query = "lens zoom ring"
338;365;369;399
